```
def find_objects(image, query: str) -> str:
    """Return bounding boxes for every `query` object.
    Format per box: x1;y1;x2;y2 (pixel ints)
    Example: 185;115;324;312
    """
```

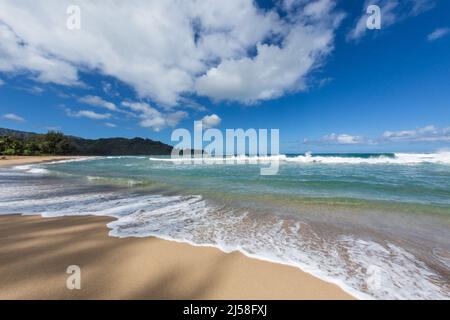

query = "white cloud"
305;125;450;146
305;133;366;145
348;0;435;41
0;23;79;86
383;125;450;142
303;133;369;145
78;95;117;111
122;101;187;132
197;114;221;129
332;134;364;144
195;3;342;103
0;0;342;105
65;108;111;120
2;113;25;122
427;28;450;41
0;78;4;86
104;122;117;128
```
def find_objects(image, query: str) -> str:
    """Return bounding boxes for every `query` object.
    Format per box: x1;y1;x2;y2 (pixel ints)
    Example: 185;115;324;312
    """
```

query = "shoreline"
0;156;83;167
0;214;354;299
0;155;356;299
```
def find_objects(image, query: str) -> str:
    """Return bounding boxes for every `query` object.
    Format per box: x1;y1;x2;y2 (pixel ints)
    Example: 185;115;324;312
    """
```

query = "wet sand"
0;156;81;167
0;215;354;300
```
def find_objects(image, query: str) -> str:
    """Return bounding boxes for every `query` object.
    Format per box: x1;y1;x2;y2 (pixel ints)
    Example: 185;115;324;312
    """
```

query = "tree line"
0;131;74;156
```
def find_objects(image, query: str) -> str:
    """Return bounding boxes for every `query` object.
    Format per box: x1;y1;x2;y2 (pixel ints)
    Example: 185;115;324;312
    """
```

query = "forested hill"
0;127;174;156
0;127;37;139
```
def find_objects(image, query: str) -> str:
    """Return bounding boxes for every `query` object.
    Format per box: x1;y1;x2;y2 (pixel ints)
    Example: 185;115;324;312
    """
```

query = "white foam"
149;153;450;165
27;168;50;174
12;157;94;174
285;152;450;165
106;156;147;159
12;165;50;175
106;197;449;300
1;167;449;300
13;164;33;171
42;157;96;165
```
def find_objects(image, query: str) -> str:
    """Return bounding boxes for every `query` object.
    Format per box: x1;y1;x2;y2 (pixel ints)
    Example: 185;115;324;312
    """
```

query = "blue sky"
0;0;449;153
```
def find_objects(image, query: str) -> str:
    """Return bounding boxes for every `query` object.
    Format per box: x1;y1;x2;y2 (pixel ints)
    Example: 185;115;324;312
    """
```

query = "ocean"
0;153;449;299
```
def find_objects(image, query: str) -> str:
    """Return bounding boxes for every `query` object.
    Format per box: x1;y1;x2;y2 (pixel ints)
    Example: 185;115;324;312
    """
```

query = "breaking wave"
149;152;450;165
0;164;449;300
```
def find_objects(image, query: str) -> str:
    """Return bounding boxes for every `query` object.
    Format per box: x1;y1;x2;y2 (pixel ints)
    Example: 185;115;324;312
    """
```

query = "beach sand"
0;156;354;299
0;156;80;167
0;215;354;300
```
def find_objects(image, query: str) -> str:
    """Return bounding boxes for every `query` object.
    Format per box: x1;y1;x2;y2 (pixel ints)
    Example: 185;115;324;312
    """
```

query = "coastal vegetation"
0;131;73;156
0;128;173;156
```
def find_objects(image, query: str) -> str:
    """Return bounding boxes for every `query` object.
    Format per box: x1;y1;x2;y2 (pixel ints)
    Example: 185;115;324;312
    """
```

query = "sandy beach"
0;156;80;167
0;214;354;300
0;156;354;299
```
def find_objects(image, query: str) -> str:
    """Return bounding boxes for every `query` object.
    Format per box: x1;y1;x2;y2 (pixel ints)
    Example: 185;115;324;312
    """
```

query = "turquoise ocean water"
0;153;449;299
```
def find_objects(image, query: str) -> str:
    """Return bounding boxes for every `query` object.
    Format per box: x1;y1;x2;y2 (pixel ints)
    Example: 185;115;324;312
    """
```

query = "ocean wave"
13;165;50;175
13;157;94;174
86;175;146;187
287;152;450;164
42;157;97;165
0;170;448;300
106;156;148;159
0;159;450;299
149;152;450;165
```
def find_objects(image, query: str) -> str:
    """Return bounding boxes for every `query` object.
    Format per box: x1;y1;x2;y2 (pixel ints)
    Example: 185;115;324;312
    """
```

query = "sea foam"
149;152;450;165
0;164;449;300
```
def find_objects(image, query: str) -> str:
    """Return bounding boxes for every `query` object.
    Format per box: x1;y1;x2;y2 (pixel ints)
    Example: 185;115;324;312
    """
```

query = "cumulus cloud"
427;28;450;41
347;0;435;41
2;113;25;122
122;101;187;132
383;125;450;142
305;125;450;146
65;108;111;120
0;0;342;105
195;26;334;103
195;2;342;103
304;133;366;145
196;114;222;129
78;95;117;111
0;23;79;85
